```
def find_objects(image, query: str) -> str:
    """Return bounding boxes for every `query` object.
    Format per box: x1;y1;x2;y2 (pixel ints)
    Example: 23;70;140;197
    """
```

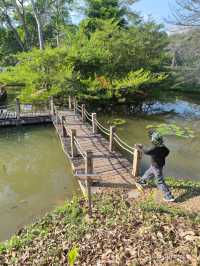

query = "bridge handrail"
72;98;137;156
84;110;92;122
52;96;141;178
63;123;71;135
84;109;92;118
74;136;87;160
95;119;110;136
0;103;16;110
76;105;82;113
113;133;134;155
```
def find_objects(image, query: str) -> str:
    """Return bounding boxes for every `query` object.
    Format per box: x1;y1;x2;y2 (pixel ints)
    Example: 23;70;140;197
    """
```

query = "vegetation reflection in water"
0;125;79;241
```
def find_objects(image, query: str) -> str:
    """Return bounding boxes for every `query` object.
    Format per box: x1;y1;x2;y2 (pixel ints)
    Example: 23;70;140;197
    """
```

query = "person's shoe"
163;195;175;202
135;179;146;192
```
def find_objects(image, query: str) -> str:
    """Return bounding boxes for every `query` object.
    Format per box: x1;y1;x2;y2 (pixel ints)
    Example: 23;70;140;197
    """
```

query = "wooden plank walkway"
0;100;51;126
53;107;141;194
0;111;51;126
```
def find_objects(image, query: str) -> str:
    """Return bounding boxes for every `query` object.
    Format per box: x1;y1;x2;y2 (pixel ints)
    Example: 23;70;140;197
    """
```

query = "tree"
0;0;25;51
84;0;139;27
30;0;45;49
168;29;200;89
14;0;32;50
50;0;72;46
171;0;200;27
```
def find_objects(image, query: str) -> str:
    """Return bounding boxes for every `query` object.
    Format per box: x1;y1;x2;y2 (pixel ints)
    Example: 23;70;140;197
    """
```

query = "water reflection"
0;125;79;241
100;94;200;181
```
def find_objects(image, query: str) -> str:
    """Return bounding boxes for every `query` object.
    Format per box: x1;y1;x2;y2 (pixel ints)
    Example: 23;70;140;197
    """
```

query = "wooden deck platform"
0;99;51;126
0;111;51;126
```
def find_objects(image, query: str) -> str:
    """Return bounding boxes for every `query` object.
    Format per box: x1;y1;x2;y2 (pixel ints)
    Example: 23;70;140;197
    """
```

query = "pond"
0;125;79;241
0;91;200;241
99;93;200;181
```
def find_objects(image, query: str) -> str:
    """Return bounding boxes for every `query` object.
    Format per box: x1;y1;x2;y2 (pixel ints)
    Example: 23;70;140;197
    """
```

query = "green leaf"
68;247;79;266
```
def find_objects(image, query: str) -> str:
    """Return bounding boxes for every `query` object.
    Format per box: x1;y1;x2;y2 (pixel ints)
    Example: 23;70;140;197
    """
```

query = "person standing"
136;131;175;202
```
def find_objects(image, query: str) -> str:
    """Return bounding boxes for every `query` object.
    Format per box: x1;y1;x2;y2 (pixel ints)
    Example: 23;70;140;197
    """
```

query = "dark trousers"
142;165;172;197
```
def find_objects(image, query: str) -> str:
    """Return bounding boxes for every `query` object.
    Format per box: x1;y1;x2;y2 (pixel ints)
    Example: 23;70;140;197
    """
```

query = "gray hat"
151;132;164;146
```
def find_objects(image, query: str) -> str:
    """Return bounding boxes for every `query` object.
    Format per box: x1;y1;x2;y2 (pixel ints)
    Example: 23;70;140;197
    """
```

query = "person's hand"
135;144;143;150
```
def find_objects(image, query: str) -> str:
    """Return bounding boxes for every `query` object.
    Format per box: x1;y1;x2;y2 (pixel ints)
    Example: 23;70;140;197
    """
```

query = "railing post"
92;113;97;134
61;116;67;137
85;150;93;217
71;129;77;158
74;98;77;114
55;109;59;124
85;150;93;175
16;98;20;120
81;104;85;122
50;96;54;117
132;148;142;177
68;95;72;110
109;126;116;152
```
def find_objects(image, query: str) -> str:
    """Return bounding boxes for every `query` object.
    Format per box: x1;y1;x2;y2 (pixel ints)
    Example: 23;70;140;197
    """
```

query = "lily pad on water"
146;123;195;138
107;118;126;127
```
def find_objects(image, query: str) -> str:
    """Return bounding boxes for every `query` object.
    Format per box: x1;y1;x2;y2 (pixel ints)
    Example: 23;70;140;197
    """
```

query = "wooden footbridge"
0;98;51;126
0;97;142;215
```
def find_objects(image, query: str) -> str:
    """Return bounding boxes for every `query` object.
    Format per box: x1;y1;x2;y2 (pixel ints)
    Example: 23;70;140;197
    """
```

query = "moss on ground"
0;178;200;265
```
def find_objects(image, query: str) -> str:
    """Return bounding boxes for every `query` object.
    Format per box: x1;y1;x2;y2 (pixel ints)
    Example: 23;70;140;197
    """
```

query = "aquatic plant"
107;118;126;127
146;123;195;138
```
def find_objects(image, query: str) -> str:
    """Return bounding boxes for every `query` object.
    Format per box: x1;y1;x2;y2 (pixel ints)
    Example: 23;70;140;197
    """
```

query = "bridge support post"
55;110;59;124
74;98;77;114
50;97;54;117
16;98;20;120
92;113;97;134
109;126;116;152
68;96;72;110
71;129;78;158
132;148;142;177
85;150;93;217
61;116;67;137
81;104;85;122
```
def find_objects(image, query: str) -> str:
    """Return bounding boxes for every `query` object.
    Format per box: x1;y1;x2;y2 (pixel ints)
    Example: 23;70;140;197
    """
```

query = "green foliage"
0;18;170;103
146;123;195;138
0;47;71;102
0;28;21;66
68;247;79;266
113;69;168;98
85;0;127;27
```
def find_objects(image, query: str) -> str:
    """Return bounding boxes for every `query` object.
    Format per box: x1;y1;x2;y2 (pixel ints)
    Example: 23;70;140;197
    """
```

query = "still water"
0;125;79;241
100;94;200;181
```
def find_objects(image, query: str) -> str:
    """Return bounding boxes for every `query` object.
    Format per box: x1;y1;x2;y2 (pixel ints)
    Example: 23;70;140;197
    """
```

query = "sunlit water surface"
0;125;79;241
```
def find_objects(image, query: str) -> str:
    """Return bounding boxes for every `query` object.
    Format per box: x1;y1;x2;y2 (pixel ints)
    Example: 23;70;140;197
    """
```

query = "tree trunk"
56;31;60;47
1;0;25;51
4;14;25;51
30;0;44;50
14;0;31;50
171;51;177;68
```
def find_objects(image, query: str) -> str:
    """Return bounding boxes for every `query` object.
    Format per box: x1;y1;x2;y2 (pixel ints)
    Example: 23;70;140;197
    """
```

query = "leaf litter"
0;191;199;265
